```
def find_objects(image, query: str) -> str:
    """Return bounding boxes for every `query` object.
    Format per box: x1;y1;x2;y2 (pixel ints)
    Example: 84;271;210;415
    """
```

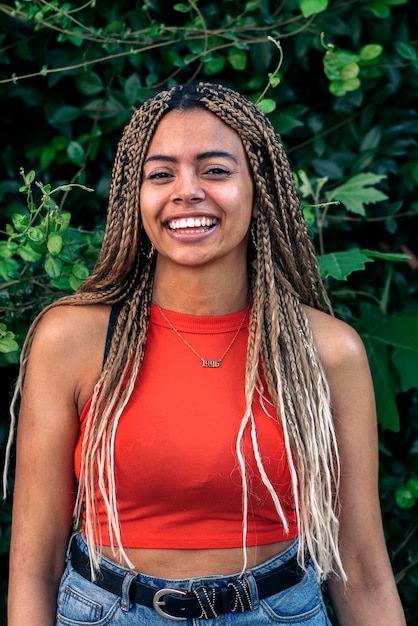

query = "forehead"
145;109;246;157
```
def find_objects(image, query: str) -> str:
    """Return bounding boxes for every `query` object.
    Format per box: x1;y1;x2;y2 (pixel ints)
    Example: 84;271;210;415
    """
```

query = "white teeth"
168;217;217;230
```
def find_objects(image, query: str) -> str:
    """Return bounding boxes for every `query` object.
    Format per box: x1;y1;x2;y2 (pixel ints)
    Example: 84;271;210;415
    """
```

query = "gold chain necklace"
156;304;250;368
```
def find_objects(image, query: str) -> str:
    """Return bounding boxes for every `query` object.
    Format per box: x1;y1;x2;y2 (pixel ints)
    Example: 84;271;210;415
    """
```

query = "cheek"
139;191;154;224
225;184;253;212
139;203;154;239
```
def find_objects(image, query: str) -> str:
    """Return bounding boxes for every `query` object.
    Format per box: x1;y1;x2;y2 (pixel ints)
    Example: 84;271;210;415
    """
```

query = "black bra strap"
103;303;123;367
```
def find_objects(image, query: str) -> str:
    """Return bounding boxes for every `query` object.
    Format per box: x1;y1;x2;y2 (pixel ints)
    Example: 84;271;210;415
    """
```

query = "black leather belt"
70;538;305;620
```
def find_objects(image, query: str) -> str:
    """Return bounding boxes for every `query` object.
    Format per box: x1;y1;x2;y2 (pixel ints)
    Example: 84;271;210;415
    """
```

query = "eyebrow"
144;151;239;165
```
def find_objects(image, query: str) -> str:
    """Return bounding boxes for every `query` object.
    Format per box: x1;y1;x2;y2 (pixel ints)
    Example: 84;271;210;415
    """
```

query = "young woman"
7;82;405;625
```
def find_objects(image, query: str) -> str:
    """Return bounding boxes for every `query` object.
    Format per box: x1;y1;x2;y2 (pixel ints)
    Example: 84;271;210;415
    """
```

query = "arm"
307;309;406;625
7;305;109;626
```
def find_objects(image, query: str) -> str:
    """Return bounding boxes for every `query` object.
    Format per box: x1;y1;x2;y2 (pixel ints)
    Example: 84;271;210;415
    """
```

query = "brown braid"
6;81;344;581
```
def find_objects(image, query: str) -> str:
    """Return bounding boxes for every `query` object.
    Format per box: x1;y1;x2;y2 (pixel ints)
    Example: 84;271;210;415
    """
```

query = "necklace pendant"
202;359;221;368
156;303;250;370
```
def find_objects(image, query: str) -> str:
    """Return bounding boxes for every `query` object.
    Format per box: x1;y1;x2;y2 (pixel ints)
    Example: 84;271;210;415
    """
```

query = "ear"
252;202;258;219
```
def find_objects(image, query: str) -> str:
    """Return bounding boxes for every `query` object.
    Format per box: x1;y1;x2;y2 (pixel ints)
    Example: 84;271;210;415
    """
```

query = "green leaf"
257;98;276;114
323;52;342;81
360;310;400;431
370;0;391;18
71;263;89;281
368;313;418;392
124;73;142;105
67;141;85;166
51;276;71;291
55;211;72;232
295;170;315;199
12;213;29;233
40;147;57;170
29;225;46;243
361;249;411;263
342;77;361;92
47;104;80;126
203;57;226;76
392;347;418;391
359;126;382;152
173;3;189;12
228;49;247;71
395;486;416;509
369;312;418;353
0;241;14;259
302;204;315;228
325;172;388;215
25;170;36;185
145;72;159;87
187;39;205;55
362;312;418;413
0;331;20;354
44;256;62;279
69;274;82;291
27;226;45;243
0;258;20;281
18;244;42;262
67;27;84;48
336;51;359;65
359;44;384;62
76;72;104;96
394;41;417;62
328;80;346;97
47;233;63;256
407;478;418;498
340;62;360;80
318;248;373;281
273;114;303;134
269;75;281;88
300;0;329;18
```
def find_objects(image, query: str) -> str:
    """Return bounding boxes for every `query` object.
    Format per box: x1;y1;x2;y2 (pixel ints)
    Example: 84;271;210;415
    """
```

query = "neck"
152;258;250;316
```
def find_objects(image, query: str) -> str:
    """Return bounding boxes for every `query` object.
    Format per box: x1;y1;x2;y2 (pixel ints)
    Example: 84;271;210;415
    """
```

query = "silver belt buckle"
153;588;188;620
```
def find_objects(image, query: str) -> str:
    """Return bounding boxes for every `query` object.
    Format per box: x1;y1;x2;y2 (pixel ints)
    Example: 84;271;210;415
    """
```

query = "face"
139;109;256;274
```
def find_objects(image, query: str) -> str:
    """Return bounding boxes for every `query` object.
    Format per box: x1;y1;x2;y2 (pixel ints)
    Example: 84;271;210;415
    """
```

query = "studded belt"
70;538;305;621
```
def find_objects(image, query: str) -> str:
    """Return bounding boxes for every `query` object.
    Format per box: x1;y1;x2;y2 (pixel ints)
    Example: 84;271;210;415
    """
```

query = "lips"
166;216;219;232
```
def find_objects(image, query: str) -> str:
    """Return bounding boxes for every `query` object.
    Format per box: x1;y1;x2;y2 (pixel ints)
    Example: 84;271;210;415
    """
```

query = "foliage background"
0;0;417;623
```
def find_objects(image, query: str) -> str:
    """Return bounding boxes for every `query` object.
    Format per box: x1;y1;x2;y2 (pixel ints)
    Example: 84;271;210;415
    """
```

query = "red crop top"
74;304;298;548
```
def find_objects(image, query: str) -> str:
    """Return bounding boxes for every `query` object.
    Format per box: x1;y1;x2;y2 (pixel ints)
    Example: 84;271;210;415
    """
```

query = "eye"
146;170;172;181
204;166;232;176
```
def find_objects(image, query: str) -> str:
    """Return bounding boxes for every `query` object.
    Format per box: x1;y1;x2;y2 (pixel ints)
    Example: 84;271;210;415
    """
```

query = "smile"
166;217;219;231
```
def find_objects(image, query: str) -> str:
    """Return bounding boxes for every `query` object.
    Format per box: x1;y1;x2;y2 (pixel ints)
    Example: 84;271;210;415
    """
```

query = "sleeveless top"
74;303;298;548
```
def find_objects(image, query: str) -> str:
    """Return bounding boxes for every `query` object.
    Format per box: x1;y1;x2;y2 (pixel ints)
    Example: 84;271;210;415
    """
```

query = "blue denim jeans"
56;533;331;625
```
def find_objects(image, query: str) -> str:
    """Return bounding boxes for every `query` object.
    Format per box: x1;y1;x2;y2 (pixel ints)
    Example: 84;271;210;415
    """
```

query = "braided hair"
8;82;344;581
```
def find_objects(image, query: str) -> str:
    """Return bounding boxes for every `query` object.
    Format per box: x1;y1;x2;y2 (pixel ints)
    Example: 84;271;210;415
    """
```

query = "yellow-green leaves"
300;0;329;18
325;172;388;216
322;37;384;96
0;170;96;361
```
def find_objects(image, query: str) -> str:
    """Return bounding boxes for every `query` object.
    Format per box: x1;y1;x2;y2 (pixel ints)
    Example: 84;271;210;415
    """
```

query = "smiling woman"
6;82;406;625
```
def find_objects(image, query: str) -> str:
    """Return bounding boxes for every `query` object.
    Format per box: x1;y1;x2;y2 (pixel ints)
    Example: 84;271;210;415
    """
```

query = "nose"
171;168;205;203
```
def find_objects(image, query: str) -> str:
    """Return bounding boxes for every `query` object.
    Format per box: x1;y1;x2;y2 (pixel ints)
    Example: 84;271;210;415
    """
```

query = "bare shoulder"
27;303;112;412
33;302;111;352
302;304;376;437
301;304;367;371
31;302;113;375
